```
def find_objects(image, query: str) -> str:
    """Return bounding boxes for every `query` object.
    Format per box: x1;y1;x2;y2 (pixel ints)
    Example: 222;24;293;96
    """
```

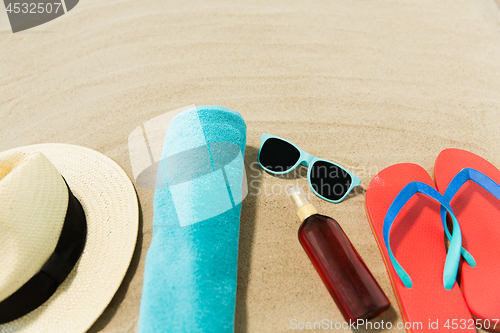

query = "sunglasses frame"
258;133;361;203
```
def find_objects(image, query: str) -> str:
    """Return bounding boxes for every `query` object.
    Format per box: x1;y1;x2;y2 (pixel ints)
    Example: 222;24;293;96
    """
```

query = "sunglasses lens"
259;138;300;173
310;161;353;201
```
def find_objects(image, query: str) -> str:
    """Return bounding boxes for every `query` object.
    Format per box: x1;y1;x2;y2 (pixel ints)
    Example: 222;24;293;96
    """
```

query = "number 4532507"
6;3;62;14
444;319;499;330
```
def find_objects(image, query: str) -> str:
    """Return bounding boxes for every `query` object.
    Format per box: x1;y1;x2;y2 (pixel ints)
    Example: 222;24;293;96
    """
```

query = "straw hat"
0;144;139;333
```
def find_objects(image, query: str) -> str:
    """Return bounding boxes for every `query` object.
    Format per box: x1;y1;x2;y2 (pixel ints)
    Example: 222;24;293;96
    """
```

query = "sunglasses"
258;133;361;203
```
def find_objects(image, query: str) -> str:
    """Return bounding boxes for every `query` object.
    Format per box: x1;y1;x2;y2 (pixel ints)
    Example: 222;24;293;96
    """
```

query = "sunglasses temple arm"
351;174;361;187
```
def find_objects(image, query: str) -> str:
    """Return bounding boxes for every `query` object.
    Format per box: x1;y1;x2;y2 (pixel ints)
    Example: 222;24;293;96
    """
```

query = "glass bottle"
287;186;390;322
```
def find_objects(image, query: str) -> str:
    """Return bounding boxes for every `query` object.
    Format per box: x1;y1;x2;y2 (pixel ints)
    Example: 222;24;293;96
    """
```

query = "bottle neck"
297;203;318;222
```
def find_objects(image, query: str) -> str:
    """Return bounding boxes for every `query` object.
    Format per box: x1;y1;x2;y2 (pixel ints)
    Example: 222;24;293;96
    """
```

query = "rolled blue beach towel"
138;106;247;333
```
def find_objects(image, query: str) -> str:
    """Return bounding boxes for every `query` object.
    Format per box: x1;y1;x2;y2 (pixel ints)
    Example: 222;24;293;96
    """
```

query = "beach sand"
1;0;500;332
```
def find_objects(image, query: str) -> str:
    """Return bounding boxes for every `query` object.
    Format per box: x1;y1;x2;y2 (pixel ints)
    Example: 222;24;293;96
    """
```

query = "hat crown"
0;151;68;303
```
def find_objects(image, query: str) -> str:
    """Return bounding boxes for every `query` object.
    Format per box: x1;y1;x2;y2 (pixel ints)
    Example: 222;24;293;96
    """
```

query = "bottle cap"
286;186;310;210
286;186;318;222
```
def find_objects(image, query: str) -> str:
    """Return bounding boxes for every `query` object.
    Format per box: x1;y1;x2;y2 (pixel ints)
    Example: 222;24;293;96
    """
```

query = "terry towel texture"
138;106;247;333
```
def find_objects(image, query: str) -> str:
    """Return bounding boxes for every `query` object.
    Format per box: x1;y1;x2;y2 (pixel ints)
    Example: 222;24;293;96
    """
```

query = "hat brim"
0;144;139;333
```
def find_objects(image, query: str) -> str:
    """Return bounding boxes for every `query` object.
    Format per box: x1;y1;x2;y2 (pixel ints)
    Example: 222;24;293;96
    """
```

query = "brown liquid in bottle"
288;186;390;322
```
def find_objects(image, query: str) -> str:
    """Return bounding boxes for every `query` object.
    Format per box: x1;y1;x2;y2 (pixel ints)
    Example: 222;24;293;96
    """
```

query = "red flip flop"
366;163;475;332
435;148;500;330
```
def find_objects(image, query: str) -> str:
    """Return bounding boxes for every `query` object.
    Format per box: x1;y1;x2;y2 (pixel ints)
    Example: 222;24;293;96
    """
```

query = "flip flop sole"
366;163;474;332
435;149;500;329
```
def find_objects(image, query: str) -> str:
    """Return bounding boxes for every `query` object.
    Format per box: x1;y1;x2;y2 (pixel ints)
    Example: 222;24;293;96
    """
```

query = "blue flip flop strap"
440;168;500;267
383;181;462;290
